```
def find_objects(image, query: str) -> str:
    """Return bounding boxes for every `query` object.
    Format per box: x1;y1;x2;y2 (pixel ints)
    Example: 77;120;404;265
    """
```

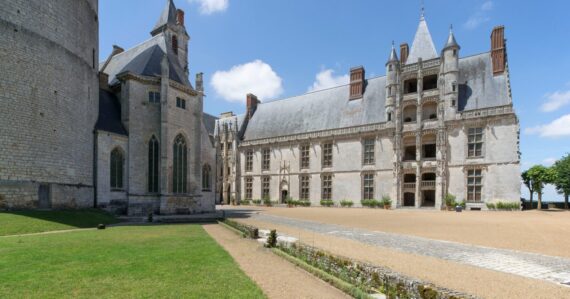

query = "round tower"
0;0;99;209
385;43;399;123
441;26;460;120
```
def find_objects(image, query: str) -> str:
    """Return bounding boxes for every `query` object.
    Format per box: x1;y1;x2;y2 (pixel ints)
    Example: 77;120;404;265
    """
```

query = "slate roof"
152;0;177;36
202;113;218;136
95;89;128;136
406;16;438;64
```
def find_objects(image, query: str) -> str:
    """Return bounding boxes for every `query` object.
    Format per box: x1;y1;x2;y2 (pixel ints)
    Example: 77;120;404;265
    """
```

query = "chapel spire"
406;6;438;64
151;0;178;36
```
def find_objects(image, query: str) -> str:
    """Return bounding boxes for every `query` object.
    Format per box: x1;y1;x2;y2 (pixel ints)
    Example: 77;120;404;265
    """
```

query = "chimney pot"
349;66;365;100
400;43;409;65
491;26;506;75
177;9;185;26
246;94;260;119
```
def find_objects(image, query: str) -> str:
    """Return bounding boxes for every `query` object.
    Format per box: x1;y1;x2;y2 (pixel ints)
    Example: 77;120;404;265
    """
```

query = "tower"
441;26;460;120
385;43;399;123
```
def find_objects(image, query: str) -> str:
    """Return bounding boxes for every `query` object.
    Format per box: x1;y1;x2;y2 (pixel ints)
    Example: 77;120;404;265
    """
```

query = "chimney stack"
400;43;409;65
177;9;185;26
196;72;203;92
491;26;506;75
246;93;260;119
99;72;109;91
112;45;124;56
349;66;365;100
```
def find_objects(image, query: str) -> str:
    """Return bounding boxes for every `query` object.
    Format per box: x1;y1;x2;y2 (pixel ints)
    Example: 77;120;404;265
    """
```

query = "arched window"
148;136;160;193
202;164;211;191
172;35;178;55
110;148;124;190
173;134;187;193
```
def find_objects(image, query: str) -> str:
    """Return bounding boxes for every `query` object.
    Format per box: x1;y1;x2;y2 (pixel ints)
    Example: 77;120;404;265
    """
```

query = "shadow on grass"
0;209;120;228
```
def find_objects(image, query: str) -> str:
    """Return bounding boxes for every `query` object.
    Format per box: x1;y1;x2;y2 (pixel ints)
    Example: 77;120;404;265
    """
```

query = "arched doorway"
280;180;289;204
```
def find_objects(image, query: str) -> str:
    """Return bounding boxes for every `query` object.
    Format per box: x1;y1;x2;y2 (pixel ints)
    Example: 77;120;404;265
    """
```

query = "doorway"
281;190;288;204
38;184;51;209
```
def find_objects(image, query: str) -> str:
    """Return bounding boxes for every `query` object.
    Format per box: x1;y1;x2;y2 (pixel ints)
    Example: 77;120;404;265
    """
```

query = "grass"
0;224;265;298
0;209;119;236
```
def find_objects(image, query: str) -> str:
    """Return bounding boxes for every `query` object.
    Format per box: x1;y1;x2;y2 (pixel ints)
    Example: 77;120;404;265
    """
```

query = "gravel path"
203;224;350;299
245;213;570;286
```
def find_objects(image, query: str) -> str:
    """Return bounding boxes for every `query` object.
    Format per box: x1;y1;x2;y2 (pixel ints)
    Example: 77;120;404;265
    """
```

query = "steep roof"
443;29;460;51
202;113;218;136
151;0;178;36
95;89;128;136
406;15;438;64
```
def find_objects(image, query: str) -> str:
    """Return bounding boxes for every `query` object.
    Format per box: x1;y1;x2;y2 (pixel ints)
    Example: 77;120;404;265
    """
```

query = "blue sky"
100;0;570;201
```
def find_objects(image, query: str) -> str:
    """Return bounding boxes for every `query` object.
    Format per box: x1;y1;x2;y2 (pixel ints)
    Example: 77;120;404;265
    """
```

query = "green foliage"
486;203;496;210
340;200;354;207
361;199;380;208
262;197;272;206
252;199;262;205
0;225;265;298
320;200;335;207
444;194;456;207
240;200;252;205
526;165;556;209
299;200;312;207
552;154;570;208
381;195;392;206
457;200;466;209
266;229;278;248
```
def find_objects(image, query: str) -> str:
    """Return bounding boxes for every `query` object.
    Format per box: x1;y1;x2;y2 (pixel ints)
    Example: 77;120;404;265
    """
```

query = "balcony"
422;89;439;98
402;161;417;170
403;123;417;132
403;93;418;102
421;181;436;189
403;183;416;190
422;120;438;130
422;160;438;168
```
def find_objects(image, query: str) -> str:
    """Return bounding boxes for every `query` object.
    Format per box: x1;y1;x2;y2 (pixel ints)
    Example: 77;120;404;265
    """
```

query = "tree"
522;170;535;209
526;165;556;210
552;154;570;209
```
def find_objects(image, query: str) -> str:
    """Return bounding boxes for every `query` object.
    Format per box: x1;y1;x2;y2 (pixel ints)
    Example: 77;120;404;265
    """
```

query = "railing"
403;123;417;132
403;93;417;101
422;58;441;69
421;120;438;130
421;181;436;188
458;105;514;120
422;89;439;98
403;183;416;190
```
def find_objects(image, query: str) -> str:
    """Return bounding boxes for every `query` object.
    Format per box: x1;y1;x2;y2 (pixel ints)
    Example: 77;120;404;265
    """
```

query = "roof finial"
450;24;453;33
420;0;425;19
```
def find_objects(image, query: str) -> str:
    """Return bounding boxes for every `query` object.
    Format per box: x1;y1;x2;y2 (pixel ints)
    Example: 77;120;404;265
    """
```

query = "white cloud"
525;114;570;137
541;90;570;112
211;60;283;103
464;1;493;30
542;157;557;166
307;69;349;92
188;0;228;15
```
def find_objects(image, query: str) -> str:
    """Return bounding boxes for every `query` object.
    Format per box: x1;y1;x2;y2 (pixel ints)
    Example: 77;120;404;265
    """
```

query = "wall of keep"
0;0;99;208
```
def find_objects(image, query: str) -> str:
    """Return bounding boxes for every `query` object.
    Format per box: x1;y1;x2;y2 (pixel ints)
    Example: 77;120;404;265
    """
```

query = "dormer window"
172;35;178;55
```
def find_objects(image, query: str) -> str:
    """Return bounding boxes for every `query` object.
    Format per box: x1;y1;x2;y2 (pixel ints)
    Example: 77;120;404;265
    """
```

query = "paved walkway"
244;213;570;287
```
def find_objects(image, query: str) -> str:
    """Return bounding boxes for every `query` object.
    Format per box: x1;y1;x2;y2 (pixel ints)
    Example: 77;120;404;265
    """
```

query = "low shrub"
222;219;259;239
299;200;311;207
340;200;354;207
381;195;392;207
486;203;496;210
457;200;466;209
491;202;520;211
320;200;334;207
263;197;272;207
241;200;251;206
361;199;380;208
445;194;456;208
266;229;277;248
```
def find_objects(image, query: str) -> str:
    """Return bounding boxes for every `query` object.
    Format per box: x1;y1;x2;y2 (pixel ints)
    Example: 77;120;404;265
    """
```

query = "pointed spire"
443;24;460;50
151;0;178;36
406;11;438;64
388;41;399;63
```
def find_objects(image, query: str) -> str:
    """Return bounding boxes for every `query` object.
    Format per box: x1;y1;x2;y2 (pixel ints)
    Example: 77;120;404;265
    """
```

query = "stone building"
215;13;521;210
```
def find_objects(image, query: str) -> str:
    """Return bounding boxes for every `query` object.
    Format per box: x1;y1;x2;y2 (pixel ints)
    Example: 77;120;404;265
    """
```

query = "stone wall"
96;131;129;213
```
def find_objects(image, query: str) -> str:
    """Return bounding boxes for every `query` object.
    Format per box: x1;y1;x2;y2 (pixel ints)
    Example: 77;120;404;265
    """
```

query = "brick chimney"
349;66;365;100
99;72;109;91
112;45;124;56
491;26;506;75
400;43;409;65
177;9;185;26
246;93;260;120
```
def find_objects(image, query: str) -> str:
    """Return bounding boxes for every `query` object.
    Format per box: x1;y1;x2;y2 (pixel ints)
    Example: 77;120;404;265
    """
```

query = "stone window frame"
262;148;271;171
172;134;188;194
321;173;333;200
362;137;376;166
261;176;271;200
110;147;125;191
321;142;334;169
361;172;375;200
467;126;485;158
202;164;212;192
465;167;484;202
147;135;160;194
148;90;161;104
299;175;311;201
176;97;187;110
244;177;253;200
245;150;253;172
300;143;311;170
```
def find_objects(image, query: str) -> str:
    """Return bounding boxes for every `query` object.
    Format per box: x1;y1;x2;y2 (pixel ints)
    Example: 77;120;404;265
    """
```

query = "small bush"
493;202;520;211
381;195;392;207
445;194;456;207
340;200;354;207
299;200;311;207
320;200;334;207
457;200;466;209
361;199;380;208
486;203;496;210
241;200;251;206
263;197;272;207
266;229;277;248
252;199;262;205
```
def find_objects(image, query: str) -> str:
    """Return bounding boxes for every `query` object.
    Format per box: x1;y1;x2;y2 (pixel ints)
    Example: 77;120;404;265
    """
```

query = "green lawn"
0;210;119;236
0;225;265;298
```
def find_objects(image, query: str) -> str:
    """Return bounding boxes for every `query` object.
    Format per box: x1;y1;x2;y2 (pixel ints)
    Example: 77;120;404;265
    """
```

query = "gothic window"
110;148;124;190
245;177;253;200
262;148;270;171
387;112;392;122
148;136;160;193
262;176;270;199
149;91;161;104
245;150;253;172
322;142;333;168
202;164;211;191
362;173;374;200
468;128;484;157
467;169;483;202
300;144;310;169
321;174;332;200
176;97;186;109
363;138;375;165
300;175;310;200
172;35;178;55
172;134;188;194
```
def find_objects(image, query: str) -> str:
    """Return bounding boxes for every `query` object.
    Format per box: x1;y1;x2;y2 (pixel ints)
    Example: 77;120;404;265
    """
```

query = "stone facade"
215;16;521;210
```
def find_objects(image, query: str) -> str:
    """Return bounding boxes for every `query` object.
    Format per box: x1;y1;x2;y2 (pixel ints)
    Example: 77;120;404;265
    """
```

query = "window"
423;144;437;159
389;65;393;71
404;79;418;94
387;112;392;122
149;91;161;104
92;49;96;69
363;138;375;165
300;144;310;169
363;173;374;200
262;176;270;199
300;175;310;200
321;174;332;200
452;82;457;92
148;136;160;193
172;35;178;55
453;49;457;57
468;128;484;157
245;177;253;200
467;169;483;202
262;148;270;171
423;75;438;90
176;97;186;109
110;148;124;190
202;164;211;191
245;150;253;172
172;134;187;193
322;142;333;168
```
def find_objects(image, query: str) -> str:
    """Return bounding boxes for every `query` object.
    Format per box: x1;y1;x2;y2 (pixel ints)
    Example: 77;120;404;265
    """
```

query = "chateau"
0;0;520;213
216;14;521;210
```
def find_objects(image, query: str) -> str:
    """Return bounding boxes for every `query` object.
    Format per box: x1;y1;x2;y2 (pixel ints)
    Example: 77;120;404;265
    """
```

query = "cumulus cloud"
542;157;557;166
188;0;228;15
211;60;283;103
541;90;570;112
464;1;493;30
525;114;570;137
307;69;349;92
